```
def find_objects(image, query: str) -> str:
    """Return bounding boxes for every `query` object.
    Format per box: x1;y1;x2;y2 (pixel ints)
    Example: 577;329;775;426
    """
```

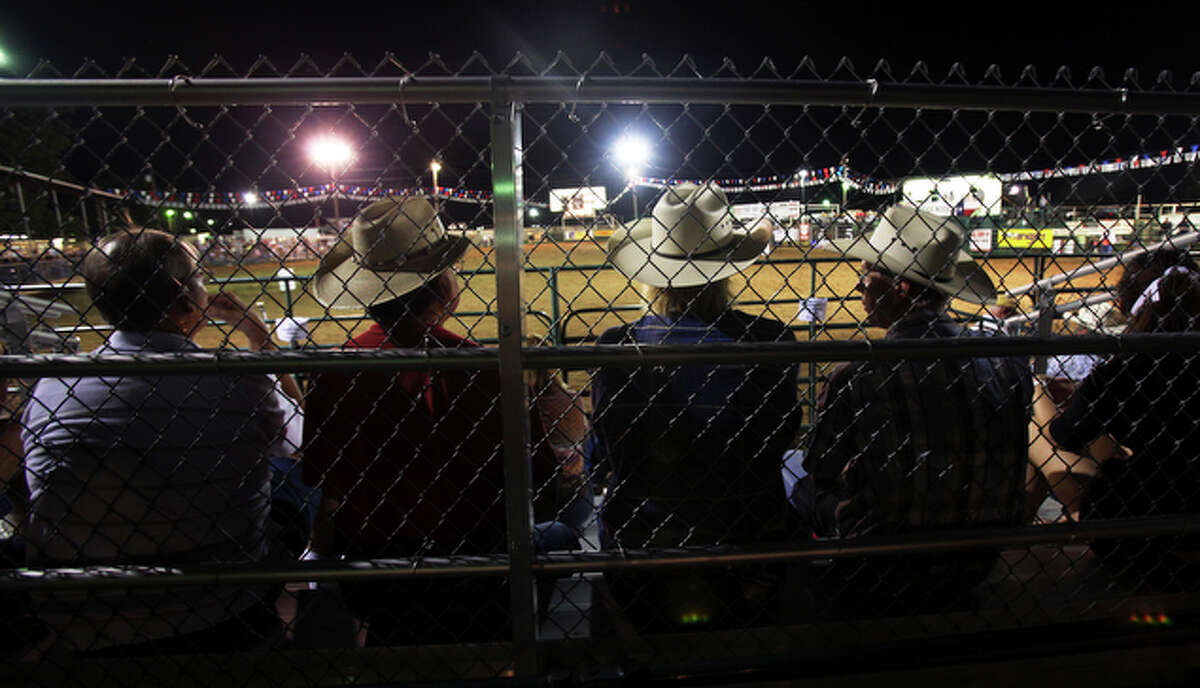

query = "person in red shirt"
303;196;568;645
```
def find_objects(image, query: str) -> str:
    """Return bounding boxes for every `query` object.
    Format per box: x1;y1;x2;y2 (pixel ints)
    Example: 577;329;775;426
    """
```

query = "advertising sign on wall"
549;186;608;219
969;229;993;252
996;228;1055;249
900;175;1003;217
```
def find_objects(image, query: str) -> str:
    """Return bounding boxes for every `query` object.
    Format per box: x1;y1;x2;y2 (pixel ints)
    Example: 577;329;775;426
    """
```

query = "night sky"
3;1;1196;81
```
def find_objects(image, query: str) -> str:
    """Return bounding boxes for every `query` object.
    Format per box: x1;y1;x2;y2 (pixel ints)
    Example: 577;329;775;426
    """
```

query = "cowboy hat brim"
606;218;770;288
820;235;996;304
313;233;471;309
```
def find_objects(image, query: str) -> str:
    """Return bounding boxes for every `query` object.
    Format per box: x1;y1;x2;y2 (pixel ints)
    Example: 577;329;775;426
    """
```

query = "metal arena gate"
1;56;1200;685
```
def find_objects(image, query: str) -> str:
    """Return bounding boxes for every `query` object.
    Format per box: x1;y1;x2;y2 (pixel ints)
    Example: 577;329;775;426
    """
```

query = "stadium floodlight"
613;136;651;169
308;135;354;172
613;136;651;217
308;135;354;226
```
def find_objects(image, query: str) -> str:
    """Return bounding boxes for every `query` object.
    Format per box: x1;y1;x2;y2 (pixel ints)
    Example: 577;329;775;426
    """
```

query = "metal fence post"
490;85;540;674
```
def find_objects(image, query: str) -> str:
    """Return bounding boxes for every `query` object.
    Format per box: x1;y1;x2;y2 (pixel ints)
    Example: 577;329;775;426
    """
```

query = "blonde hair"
639;279;733;322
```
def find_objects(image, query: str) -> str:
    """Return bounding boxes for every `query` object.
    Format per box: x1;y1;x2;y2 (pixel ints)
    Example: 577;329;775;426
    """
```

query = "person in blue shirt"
586;183;800;631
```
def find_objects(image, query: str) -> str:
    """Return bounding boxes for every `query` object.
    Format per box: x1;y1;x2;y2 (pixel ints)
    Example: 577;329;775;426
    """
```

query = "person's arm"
300;372;352;558
1046;363;1123;454
204;292;302;404
797;363;856;534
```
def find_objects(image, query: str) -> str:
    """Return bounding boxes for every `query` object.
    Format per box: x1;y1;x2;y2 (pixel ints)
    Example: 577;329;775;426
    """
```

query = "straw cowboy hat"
313;196;471;308
822;205;996;304
992;292;1018;309
606;182;770;288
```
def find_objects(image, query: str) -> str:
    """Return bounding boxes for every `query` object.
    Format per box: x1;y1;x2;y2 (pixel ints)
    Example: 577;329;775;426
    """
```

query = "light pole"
430;159;443;211
613;135;651;218
430;159;442;193
308;135;354;228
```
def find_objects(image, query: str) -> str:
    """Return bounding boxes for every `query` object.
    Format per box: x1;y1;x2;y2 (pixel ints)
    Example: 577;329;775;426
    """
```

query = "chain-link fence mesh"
2;55;1200;684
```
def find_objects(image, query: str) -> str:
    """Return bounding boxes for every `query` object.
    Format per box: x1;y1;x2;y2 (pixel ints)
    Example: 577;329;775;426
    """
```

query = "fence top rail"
3;76;1199;114
2;514;1195;591
2;333;1197;377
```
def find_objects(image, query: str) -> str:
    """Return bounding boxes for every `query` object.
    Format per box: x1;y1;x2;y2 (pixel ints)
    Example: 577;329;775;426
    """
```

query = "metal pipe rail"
2;333;1197;378
4;76;1200;114
3;514;1197;592
1008;231;1200;297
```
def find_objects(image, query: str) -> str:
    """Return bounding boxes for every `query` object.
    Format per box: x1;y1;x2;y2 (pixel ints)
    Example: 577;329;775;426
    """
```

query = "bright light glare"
308;136;354;170
182;211;194;220
430;160;442;173
243;192;259;204
206;218;215;226
529;207;540;218
624;167;640;182
0;49;8;67
613;136;650;167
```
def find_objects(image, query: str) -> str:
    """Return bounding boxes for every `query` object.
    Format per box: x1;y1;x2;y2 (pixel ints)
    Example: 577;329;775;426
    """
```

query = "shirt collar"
104;329;200;353
885;307;960;339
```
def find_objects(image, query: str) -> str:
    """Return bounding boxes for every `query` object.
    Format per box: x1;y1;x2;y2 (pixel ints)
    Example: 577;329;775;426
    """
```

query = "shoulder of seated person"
720;309;794;341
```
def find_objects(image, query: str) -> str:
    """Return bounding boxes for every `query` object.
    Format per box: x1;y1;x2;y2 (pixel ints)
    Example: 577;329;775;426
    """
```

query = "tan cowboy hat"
820;205;996;304
313;196;471;309
606;182;770;288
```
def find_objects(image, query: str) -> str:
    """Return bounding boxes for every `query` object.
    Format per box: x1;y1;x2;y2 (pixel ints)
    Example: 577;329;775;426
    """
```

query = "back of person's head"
82;228;203;331
366;270;460;332
1116;248;1200;333
640;279;732;322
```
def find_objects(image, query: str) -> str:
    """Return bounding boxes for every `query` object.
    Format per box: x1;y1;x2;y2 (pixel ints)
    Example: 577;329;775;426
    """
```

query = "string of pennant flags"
101;144;1200;212
106;184;495;211
635;166;898;195
997;144;1200;182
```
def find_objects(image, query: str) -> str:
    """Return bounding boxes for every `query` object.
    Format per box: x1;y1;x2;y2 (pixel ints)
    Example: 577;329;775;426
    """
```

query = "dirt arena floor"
45;238;1117;356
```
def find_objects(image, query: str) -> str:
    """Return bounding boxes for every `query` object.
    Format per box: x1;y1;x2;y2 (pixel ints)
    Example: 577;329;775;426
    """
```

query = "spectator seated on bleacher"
20;228;298;654
586;182;800;632
792;206;1033;618
304;197;580;645
1047;248;1200;584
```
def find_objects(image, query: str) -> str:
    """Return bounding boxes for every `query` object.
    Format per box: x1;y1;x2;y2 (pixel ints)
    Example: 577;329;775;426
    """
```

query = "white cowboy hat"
313;196;471;309
820;205;996;304
1065;299;1127;335
606;182;770;288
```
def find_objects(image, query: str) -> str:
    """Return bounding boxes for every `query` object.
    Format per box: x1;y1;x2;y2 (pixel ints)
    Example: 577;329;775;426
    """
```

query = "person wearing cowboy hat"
790;205;1034;616
974;292;1025;336
302;196;573;644
586;182;800;632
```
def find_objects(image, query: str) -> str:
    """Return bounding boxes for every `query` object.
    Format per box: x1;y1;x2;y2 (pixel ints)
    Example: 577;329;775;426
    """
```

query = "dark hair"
366;270;459;333
82;228;202;331
1115;248;1200;333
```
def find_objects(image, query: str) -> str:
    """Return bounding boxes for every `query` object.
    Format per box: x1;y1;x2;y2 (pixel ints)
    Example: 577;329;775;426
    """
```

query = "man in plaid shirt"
792;207;1032;614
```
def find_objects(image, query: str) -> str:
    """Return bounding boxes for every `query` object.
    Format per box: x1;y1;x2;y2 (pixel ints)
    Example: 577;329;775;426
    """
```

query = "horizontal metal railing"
3;514;1198;591
1;333;1197;377
3;76;1200;115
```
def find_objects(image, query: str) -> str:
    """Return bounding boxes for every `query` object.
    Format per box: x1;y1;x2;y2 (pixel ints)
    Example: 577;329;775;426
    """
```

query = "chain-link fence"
2;55;1200;685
